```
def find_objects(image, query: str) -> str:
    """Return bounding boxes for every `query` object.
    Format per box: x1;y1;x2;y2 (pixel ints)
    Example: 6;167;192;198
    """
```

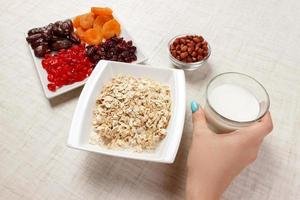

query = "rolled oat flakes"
89;75;172;152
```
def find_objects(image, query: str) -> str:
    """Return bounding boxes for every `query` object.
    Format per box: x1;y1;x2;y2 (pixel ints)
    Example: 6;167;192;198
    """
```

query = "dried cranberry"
85;37;137;64
127;41;133;46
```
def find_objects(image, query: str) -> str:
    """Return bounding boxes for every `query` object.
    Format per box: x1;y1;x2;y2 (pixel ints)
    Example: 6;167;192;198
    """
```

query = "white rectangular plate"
67;61;186;163
26;20;147;99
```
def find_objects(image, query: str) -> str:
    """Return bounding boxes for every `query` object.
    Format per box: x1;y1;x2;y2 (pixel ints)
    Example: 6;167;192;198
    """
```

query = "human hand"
186;101;273;200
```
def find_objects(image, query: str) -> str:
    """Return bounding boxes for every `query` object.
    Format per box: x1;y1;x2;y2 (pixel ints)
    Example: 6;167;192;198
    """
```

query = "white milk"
204;84;260;133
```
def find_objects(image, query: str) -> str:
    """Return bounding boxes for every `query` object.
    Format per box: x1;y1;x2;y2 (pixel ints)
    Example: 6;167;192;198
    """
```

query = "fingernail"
191;101;199;113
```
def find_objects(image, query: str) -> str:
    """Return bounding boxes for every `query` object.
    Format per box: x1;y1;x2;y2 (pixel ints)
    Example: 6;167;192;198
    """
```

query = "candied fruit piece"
72;15;81;28
102;19;121;39
80;12;95;29
84;28;103;45
91;7;113;16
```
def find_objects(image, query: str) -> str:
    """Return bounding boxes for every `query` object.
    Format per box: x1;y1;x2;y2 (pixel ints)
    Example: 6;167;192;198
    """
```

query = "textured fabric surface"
0;0;300;199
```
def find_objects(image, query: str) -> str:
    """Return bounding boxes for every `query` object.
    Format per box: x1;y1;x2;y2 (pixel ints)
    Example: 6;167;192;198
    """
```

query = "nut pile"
170;35;209;63
90;75;171;151
86;37;137;64
26;19;80;57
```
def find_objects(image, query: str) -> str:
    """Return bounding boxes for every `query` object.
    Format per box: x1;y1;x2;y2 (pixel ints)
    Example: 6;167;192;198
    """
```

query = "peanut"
169;35;209;63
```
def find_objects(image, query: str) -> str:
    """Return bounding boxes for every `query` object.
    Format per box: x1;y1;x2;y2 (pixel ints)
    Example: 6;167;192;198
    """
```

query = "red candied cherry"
47;74;54;82
47;83;56;92
87;68;93;76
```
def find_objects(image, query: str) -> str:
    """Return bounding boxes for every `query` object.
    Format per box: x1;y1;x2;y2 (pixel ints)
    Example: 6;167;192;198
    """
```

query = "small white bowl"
67;60;186;163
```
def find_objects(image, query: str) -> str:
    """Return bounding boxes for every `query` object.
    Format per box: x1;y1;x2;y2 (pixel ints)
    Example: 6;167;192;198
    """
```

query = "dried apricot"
80;12;95;30
75;27;86;40
91;7;113;16
102;19;121;39
84;28;103;45
72;15;81;28
93;15;113;32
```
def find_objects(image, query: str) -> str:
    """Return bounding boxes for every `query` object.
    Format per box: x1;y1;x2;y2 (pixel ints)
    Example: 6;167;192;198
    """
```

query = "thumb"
191;101;208;129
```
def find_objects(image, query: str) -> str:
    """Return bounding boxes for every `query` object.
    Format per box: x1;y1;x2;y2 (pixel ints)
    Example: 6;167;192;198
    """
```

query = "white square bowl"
67;60;186;163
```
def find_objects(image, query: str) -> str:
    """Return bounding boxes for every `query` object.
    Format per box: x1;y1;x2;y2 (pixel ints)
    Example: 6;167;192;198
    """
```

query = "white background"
0;0;300;199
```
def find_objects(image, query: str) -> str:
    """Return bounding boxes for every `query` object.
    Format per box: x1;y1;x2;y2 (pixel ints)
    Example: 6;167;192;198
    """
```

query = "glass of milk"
204;72;270;133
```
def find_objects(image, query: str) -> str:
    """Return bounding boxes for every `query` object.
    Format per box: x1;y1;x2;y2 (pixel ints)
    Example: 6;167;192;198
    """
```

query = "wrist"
186;187;220;200
186;177;221;200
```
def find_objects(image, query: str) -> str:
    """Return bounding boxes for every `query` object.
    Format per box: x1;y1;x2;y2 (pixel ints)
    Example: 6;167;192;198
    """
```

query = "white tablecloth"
1;0;300;199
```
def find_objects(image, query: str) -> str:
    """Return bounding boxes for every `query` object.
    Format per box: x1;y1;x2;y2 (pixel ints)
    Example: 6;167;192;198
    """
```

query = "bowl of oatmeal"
67;60;185;163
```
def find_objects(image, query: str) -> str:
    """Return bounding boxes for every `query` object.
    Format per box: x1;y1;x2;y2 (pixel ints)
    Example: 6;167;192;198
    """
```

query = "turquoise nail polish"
191;101;199;113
